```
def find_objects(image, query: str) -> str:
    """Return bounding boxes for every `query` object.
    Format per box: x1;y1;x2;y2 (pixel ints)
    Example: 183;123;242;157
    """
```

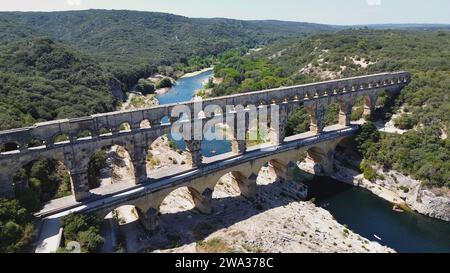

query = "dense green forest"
0;10;335;88
0;198;35;252
212;29;450;189
0;38;119;130
0;10;335;131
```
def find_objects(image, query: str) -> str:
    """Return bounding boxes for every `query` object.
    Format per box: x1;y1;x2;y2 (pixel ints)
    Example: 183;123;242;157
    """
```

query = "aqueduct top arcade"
0;71;410;204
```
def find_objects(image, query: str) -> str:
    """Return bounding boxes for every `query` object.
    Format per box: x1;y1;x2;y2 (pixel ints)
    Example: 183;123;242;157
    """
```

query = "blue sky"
1;0;449;25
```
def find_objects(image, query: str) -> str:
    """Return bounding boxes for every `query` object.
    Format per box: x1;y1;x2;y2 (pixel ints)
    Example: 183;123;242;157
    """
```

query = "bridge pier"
191;188;213;214
339;98;355;127
363;93;379;120
230;172;257;199
269;104;287;145
132;144;148;184
306;103;326;135
184;140;203;168
268;160;296;182
69;169;91;201
140;207;159;231
231;111;247;155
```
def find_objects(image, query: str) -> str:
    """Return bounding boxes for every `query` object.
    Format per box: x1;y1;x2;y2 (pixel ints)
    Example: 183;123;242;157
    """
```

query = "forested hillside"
212;29;450;188
0;38;118;130
0;10;335;87
0;10;336;131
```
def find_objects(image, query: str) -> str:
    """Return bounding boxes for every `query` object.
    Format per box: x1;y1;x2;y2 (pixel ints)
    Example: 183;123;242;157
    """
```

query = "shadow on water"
303;175;450;253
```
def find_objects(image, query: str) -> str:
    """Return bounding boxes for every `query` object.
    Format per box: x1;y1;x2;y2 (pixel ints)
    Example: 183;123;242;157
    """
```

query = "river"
156;69;450;253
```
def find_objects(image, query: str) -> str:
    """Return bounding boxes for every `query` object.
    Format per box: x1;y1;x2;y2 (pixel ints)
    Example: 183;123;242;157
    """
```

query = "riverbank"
109;164;393;253
120;92;159;111
181;67;214;78
330;159;450;222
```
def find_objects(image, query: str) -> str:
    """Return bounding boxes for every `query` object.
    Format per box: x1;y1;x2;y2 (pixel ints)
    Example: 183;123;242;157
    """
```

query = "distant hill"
360;24;450;30
0;10;336;86
0;10;339;130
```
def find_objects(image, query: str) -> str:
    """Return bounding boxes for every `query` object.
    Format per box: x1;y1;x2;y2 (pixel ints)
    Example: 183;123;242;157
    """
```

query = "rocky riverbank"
110;163;393;253
331;159;450;222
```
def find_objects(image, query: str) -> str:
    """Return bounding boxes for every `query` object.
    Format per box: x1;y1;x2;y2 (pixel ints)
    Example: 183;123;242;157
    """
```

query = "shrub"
136;79;155;95
156;77;173;89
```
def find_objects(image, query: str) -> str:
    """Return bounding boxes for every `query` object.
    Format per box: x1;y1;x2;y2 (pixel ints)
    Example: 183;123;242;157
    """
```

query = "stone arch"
265;159;295;182
159;186;212;215
104;205;140;224
140;119;151;129
98;127;113;136
28;137;46;149
255;160;281;187
118;122;131;132
76;129;93;140
303;146;334;175
146;135;185;175
212;171;255;199
97;203;142;225
0;142;20;153
86;143;135;191
285;104;312;136
12;156;73;205
53;133;70;144
160;116;171;125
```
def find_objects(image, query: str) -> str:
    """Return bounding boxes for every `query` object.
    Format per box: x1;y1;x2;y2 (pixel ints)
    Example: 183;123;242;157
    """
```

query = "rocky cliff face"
333;159;450;222
108;78;126;102
376;169;450;222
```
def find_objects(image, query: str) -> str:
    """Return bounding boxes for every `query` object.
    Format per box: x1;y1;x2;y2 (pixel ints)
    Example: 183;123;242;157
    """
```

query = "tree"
355;122;380;160
394;114;414;130
61;212;104;252
136;79;155;95
78;227;104;252
156;77;173;89
0;198;34;252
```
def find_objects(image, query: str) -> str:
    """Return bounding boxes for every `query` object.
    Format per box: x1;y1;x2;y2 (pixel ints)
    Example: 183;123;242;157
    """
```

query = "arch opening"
54;133;69;144
375;90;398;121
28;138;46;149
99;127;112;136
140;119;151;129
159;186;197;215
201;122;232;158
87;145;135;191
0;142;20;153
160;116;171;126
76;130;93;140
13;158;72;212
298;147;330;175
256;161;280;186
212;172;244;199
101;205;140;253
119;122;131;132
147;135;186;178
285;106;311;137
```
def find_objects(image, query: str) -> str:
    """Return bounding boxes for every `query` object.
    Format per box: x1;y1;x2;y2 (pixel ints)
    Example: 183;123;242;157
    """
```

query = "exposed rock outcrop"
373;169;450;222
332;160;450;222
